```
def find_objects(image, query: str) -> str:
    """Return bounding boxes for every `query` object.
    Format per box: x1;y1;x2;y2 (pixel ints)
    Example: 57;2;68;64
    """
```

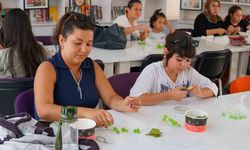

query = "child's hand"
122;96;141;112
234;26;241;34
168;87;188;101
227;25;235;34
189;84;202;98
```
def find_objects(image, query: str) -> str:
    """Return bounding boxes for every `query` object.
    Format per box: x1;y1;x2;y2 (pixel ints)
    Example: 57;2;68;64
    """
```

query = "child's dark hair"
126;0;141;13
149;9;166;28
224;5;242;22
164;31;196;65
53;12;95;45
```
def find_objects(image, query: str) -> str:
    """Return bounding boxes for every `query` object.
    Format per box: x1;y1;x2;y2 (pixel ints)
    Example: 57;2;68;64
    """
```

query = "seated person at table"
130;31;218;105
192;0;226;37
34;12;141;127
148;9;175;41
113;0;148;41
0;8;48;78
224;5;250;35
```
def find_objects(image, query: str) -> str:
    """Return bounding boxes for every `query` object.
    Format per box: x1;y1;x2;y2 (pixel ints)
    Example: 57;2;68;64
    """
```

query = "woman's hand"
84;109;114;127
189;84;202;98
137;24;148;33
121;96;141;112
217;28;227;35
139;31;147;40
168;87;188;101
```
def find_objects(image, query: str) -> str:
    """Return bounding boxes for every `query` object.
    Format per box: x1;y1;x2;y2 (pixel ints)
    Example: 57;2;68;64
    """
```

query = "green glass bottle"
55;106;78;150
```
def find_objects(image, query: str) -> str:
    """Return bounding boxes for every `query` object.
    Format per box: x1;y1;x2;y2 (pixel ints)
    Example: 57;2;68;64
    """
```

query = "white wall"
0;0;23;9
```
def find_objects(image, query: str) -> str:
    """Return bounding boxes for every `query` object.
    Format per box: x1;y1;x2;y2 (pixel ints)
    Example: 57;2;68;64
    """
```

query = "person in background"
35;12;141;127
0;2;3;50
224;5;250;35
0;8;48;78
149;9;175;41
113;0;148;41
130;31;218;105
192;0;226;37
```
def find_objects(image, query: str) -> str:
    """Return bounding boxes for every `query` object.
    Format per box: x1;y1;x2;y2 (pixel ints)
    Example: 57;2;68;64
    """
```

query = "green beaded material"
133;128;141;134
162;114;181;127
221;111;247;120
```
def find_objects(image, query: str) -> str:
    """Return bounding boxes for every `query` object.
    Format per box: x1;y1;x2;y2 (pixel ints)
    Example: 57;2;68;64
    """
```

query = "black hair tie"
179;37;191;48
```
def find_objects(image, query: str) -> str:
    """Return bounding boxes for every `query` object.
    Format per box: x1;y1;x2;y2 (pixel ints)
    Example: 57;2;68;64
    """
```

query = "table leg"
237;51;250;77
229;53;239;82
104;63;114;78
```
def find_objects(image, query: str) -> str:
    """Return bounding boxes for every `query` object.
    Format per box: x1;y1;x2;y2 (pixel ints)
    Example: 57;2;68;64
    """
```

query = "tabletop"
95;91;250;150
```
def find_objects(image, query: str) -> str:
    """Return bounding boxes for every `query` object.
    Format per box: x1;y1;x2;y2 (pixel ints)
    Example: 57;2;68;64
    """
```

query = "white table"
45;38;250;81
110;39;250;82
95;92;250;150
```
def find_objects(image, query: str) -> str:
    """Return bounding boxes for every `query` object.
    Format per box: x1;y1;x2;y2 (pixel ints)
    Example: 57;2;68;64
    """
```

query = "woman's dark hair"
164;31;196;65
149;9;166;28
126;0;142;13
2;8;47;77
53;12;95;45
0;28;3;47
224;5;242;22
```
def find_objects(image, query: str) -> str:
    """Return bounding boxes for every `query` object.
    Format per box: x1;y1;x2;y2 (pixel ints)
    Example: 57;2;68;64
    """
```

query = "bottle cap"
61;106;77;121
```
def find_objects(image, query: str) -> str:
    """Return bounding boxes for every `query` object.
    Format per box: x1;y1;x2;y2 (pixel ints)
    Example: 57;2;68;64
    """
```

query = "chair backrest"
15;89;35;117
176;28;193;35
94;59;105;71
35;36;53;45
140;54;163;71
230;76;250;94
0;78;34;115
194;49;232;80
105;72;140;109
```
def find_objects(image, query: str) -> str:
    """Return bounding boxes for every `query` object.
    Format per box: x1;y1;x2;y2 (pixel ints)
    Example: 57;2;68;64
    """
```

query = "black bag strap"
0;112;33;144
0;117;24;139
5;112;32;126
35;121;55;137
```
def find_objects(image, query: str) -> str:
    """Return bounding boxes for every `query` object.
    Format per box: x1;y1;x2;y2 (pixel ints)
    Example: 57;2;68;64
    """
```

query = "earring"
163;53;167;67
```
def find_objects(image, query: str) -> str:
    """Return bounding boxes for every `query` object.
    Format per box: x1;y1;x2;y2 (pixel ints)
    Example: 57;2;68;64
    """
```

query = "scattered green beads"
137;40;146;45
107;123;113;127
146;128;162;138
121;127;128;133
113;127;120;134
133;128;141;134
221;111;247;120
156;44;164;49
162;114;181;127
162;115;168;123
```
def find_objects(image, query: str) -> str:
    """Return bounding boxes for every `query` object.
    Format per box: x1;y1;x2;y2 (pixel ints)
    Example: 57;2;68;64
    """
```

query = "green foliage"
146;128;162;138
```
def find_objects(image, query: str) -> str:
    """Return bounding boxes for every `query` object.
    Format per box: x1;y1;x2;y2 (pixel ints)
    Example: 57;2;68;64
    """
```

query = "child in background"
130;31;218;105
149;9;175;41
224;5;250;35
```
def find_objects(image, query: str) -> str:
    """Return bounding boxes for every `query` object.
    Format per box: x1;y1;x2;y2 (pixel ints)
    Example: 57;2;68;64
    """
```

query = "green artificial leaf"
146;128;162;138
